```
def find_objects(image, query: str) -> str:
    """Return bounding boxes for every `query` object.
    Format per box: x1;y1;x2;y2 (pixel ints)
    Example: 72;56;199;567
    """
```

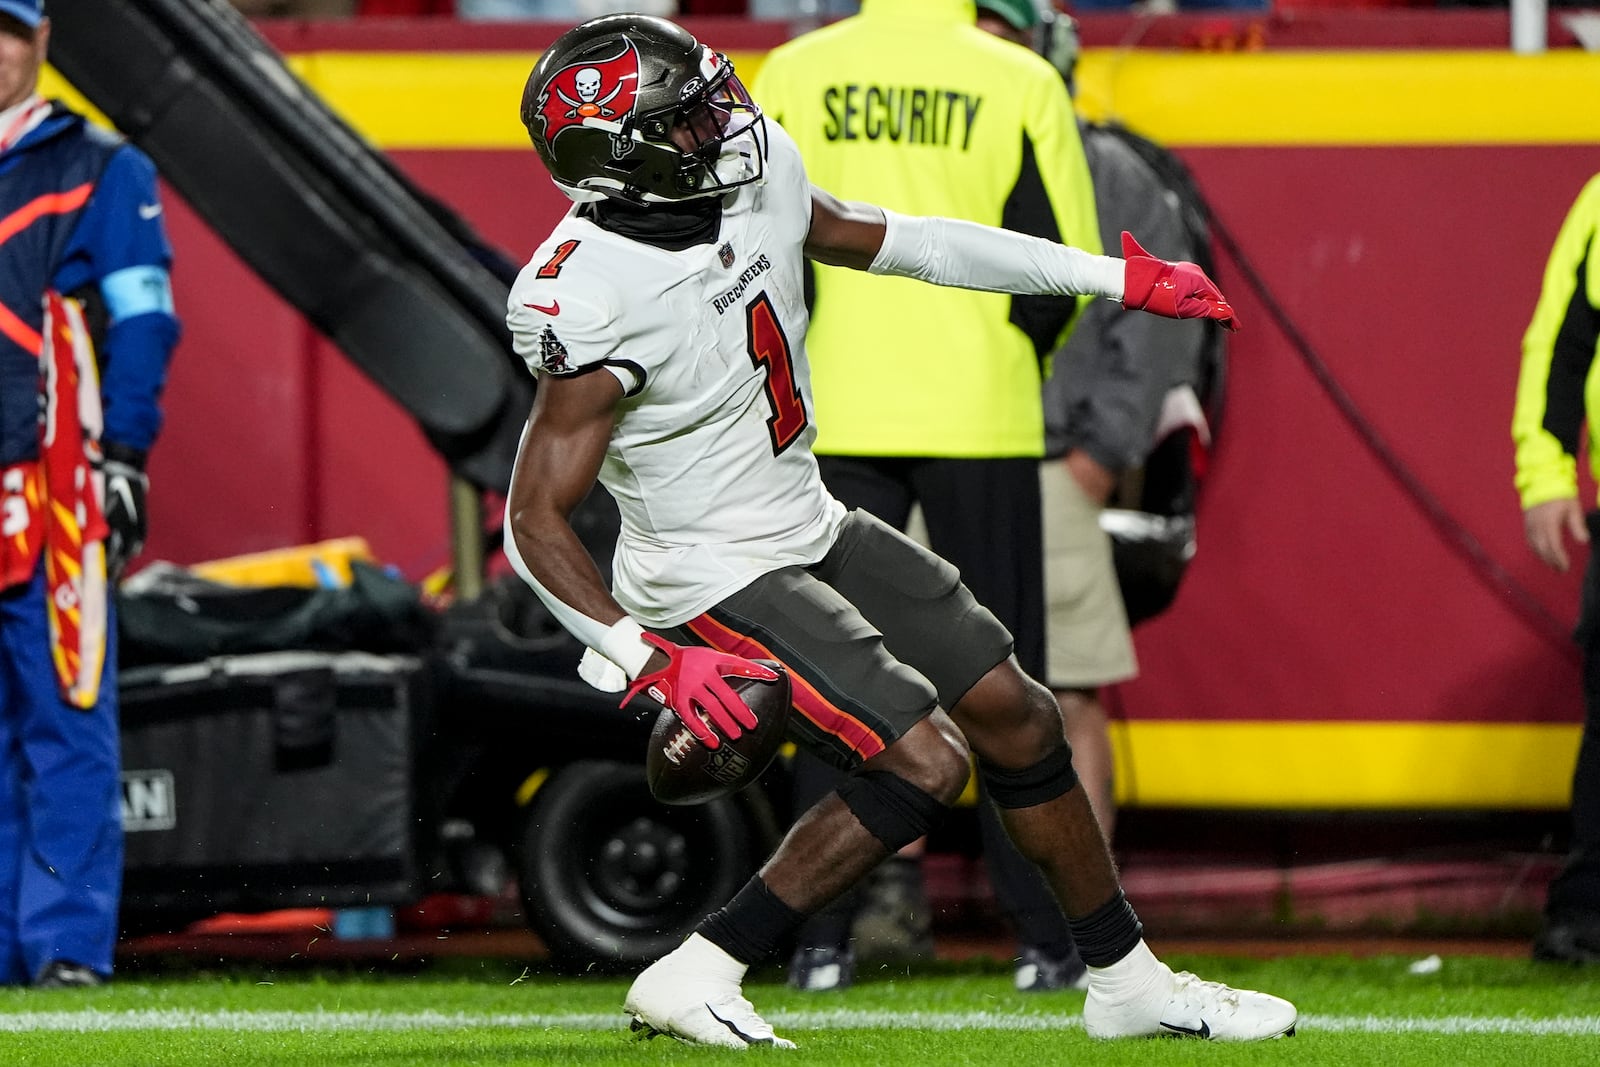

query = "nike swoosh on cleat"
1158;1019;1212;1039
705;1002;764;1046
524;300;560;315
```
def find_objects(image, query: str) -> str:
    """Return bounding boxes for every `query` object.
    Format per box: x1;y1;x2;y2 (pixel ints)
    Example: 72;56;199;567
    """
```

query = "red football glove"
621;633;779;750
1120;231;1240;332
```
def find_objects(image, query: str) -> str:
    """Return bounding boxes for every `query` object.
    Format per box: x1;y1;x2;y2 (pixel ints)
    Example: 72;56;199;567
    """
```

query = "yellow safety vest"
1513;172;1600;508
753;0;1099;458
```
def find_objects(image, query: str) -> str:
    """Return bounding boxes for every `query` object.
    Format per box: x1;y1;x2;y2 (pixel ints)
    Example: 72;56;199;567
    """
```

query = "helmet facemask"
626;50;766;202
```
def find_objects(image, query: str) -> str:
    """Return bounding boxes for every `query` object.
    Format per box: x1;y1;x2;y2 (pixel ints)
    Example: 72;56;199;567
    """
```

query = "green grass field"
2;954;1599;1066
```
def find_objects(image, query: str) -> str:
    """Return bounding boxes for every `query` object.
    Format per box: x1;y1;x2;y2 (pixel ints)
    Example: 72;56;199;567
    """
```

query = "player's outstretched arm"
805;182;1117;297
803;185;1239;331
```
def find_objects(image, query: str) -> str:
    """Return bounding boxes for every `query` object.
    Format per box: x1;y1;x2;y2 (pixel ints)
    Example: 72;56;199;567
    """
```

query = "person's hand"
1524;496;1589;573
1064;449;1118;507
1120;231;1240;332
102;445;149;582
621;633;780;750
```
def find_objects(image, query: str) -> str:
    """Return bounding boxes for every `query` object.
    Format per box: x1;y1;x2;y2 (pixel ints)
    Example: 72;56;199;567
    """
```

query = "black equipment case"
118;651;431;919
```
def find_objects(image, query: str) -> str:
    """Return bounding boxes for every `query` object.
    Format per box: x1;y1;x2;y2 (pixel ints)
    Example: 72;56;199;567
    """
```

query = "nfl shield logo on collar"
718;242;736;269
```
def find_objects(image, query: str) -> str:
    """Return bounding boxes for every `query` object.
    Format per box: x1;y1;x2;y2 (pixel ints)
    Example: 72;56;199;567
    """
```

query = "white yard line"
0;1008;1598;1035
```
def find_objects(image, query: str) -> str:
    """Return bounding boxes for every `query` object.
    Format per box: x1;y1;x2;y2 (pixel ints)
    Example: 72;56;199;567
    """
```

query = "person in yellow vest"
1513;171;1600;965
752;0;1099;992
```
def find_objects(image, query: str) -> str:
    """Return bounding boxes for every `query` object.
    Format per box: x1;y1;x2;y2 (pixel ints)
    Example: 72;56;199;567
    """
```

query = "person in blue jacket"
0;0;179;987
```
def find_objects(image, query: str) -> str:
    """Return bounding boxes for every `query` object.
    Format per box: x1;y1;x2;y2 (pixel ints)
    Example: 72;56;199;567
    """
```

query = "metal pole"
1512;0;1548;54
449;474;485;602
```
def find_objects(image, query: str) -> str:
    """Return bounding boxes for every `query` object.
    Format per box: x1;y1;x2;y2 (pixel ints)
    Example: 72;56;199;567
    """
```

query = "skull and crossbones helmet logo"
537;42;641;140
561;66;621;119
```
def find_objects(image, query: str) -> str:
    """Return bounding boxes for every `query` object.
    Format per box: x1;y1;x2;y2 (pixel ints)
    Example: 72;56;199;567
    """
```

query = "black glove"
102;442;148;582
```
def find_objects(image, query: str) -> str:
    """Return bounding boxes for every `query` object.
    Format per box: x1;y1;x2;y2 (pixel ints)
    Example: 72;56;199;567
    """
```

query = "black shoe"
33;960;104;989
1014;944;1088;992
787;944;855;992
1533;917;1600;965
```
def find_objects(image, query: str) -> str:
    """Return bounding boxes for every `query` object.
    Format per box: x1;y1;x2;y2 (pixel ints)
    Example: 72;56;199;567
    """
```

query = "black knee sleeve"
978;743;1077;809
836;770;948;853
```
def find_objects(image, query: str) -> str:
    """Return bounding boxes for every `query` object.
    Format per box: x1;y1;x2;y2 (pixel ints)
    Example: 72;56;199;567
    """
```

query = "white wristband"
598;617;656;680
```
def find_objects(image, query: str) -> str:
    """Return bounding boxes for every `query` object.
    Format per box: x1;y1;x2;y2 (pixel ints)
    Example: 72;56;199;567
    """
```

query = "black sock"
1066;890;1143;968
697;877;806;966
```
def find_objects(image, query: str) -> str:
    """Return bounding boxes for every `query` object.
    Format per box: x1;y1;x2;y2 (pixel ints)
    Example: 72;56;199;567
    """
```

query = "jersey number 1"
537;239;581;279
746;292;807;455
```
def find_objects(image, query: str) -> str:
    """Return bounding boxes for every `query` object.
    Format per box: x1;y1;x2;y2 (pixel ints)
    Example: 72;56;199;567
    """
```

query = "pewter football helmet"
521;15;767;204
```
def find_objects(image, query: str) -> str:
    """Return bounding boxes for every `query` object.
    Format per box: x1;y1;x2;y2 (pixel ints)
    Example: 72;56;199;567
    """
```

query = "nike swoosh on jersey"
138;203;163;220
524;300;560;316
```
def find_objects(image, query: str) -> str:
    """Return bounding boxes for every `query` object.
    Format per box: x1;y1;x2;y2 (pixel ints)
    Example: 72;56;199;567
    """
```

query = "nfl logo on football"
704;744;752;785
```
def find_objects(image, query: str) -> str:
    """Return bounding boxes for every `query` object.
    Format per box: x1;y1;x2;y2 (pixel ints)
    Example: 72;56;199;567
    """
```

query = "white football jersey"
507;123;846;628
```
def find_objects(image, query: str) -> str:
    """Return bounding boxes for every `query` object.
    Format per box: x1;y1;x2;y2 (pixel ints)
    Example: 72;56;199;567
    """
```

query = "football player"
503;14;1293;1049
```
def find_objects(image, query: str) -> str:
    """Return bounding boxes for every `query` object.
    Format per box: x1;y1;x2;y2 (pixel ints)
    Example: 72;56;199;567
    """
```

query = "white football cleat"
1085;959;1297;1041
624;933;797;1050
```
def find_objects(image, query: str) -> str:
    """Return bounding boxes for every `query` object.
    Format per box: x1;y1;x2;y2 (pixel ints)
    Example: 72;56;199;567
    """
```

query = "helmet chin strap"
555;181;609;204
701;119;768;195
712;140;762;188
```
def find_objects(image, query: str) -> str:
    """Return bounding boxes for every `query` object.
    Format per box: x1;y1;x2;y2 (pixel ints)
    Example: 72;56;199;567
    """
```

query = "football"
645;662;792;806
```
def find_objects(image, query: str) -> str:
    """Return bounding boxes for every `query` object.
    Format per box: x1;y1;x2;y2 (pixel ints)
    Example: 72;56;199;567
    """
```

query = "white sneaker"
1085;957;1297;1041
623;934;797;1050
